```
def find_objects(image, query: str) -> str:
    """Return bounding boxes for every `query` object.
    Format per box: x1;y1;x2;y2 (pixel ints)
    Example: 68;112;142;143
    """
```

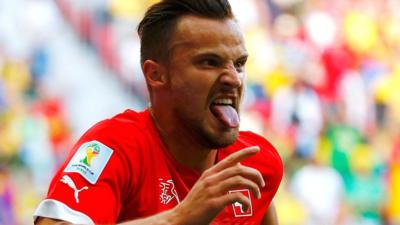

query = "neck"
149;107;217;173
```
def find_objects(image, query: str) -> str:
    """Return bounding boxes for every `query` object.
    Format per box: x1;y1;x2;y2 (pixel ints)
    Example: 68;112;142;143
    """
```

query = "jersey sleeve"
240;131;284;203
34;119;137;224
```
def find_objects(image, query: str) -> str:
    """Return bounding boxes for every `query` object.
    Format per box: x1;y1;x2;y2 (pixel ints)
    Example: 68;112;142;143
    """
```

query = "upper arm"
238;132;283;225
34;138;134;224
35;217;71;225
261;202;279;225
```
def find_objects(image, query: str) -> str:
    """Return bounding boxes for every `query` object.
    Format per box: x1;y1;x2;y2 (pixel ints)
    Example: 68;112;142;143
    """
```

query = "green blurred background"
1;0;400;224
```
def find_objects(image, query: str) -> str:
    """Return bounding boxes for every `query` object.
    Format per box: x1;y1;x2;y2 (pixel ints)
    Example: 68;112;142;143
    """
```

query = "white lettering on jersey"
159;178;180;205
60;175;89;203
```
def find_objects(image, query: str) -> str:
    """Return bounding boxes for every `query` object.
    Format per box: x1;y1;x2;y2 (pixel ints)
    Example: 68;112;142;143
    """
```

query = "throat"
189;149;218;172
150;107;218;172
162;134;218;172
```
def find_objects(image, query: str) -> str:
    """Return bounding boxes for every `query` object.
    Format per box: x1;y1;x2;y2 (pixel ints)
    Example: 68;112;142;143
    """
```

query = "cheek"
173;81;206;106
171;78;213;113
171;69;212;95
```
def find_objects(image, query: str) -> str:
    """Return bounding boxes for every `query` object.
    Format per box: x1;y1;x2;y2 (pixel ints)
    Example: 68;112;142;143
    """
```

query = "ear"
143;60;167;88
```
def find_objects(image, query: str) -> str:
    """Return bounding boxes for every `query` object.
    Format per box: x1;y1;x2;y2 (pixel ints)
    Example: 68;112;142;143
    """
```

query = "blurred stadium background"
1;0;400;224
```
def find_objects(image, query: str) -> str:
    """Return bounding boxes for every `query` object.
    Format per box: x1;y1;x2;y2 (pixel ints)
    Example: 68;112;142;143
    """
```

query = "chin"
202;127;239;149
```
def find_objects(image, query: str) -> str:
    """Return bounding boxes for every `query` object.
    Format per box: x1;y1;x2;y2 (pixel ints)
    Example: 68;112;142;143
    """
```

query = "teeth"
213;98;233;105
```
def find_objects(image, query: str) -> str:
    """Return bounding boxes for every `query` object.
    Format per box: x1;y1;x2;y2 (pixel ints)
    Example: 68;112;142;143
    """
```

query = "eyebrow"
235;55;249;63
193;52;249;62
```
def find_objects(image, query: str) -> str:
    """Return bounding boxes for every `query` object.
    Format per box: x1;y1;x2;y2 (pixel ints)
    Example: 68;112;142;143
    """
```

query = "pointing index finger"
212;146;260;173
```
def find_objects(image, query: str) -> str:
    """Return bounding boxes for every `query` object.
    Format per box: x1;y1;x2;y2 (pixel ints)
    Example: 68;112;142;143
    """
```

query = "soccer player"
34;0;283;224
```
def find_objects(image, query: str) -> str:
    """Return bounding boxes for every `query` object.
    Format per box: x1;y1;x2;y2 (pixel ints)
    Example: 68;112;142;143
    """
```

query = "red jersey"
34;109;283;224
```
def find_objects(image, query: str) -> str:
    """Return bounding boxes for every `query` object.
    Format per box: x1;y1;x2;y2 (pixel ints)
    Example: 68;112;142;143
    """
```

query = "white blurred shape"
272;0;303;7
305;11;337;48
292;164;344;225
230;0;260;29
24;0;62;42
340;70;371;132
274;13;300;39
240;111;264;135
0;0;30;59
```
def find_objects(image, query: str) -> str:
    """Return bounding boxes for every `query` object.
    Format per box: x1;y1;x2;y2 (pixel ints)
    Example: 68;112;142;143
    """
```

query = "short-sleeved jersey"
34;109;283;224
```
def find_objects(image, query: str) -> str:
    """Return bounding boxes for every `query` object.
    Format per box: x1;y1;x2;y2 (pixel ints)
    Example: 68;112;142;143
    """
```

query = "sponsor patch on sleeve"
64;140;113;184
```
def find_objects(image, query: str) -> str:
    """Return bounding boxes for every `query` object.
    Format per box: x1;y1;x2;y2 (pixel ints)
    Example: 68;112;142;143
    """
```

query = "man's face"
161;15;248;149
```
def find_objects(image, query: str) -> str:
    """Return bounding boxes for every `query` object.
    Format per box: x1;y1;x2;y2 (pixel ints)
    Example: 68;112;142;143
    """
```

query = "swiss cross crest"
229;189;253;217
159;178;180;205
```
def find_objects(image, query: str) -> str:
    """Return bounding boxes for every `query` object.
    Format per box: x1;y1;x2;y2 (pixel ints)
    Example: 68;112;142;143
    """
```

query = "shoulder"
238;131;284;192
78;109;151;150
34;110;155;224
224;131;284;198
236;131;282;164
85;109;147;137
223;131;284;178
61;109;153;182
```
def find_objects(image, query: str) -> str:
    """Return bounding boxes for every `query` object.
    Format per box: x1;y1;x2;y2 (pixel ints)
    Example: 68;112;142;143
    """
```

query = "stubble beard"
176;109;239;150
202;128;239;149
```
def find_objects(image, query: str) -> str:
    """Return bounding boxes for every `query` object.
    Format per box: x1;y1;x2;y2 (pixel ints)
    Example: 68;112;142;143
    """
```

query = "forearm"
119;208;181;225
36;209;182;225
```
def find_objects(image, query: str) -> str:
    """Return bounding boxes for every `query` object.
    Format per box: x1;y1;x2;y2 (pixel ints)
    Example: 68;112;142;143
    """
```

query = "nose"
219;64;243;89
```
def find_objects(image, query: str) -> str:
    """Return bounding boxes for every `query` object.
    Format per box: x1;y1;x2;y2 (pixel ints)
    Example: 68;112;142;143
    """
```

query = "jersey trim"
33;199;94;225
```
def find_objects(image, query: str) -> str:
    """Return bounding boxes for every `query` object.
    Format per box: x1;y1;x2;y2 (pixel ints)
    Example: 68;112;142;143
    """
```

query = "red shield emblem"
229;189;253;217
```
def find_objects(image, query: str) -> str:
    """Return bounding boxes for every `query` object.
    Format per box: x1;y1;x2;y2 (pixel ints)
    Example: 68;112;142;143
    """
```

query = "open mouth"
210;97;239;128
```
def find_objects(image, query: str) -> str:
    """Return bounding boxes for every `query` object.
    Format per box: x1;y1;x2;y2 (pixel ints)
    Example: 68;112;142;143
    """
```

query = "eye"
199;58;220;68
234;59;246;72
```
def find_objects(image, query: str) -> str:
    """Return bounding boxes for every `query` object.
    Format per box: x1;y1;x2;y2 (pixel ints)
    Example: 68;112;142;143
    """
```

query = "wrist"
169;203;187;225
170;202;210;225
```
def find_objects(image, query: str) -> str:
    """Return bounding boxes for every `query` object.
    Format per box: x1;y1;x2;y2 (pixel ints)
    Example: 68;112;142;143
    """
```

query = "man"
34;0;283;224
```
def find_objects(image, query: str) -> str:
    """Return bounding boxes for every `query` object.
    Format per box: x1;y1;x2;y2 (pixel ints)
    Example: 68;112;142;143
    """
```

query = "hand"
173;146;265;225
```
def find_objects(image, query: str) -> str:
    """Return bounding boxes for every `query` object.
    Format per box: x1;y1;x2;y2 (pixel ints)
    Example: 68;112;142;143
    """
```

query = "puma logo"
60;175;89;203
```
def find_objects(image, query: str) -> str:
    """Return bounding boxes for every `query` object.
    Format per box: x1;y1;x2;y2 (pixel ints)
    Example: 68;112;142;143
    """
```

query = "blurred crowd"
0;0;71;224
1;0;400;224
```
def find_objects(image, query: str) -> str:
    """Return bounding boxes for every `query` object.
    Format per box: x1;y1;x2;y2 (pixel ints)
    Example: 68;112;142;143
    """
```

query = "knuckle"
203;177;213;187
225;157;235;164
234;164;243;173
201;169;211;178
229;176;248;190
232;175;244;184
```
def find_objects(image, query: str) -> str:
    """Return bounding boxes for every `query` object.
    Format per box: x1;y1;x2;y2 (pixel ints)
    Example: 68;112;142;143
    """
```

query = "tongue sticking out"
210;105;239;128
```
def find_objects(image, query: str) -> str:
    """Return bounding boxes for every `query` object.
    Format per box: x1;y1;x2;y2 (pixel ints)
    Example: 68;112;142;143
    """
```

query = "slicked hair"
137;0;235;67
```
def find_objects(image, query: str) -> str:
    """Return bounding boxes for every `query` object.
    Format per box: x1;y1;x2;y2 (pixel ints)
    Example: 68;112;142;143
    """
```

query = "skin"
148;15;247;172
36;16;278;225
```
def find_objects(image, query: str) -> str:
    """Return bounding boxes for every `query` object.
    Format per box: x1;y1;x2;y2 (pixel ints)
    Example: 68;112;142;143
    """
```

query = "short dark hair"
137;0;234;67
